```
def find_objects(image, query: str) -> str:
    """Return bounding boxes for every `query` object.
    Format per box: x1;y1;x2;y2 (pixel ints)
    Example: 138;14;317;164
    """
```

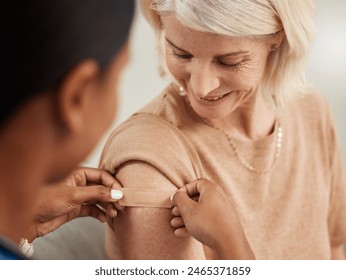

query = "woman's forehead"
163;16;266;56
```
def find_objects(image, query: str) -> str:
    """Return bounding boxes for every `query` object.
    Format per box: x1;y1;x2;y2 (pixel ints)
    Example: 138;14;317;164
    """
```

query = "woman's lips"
193;92;232;105
200;92;230;101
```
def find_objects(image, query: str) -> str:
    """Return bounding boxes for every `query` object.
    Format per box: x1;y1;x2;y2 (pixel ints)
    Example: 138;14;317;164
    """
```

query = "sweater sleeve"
99;113;203;189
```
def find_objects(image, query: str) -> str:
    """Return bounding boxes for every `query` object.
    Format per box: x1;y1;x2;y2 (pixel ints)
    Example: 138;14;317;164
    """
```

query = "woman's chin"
190;104;235;122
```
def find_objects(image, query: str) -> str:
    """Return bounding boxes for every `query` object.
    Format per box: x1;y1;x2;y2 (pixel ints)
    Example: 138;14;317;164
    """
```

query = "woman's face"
163;16;274;121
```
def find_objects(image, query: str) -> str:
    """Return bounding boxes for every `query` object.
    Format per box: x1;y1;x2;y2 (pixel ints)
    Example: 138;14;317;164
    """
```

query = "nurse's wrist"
213;227;255;260
215;238;255;260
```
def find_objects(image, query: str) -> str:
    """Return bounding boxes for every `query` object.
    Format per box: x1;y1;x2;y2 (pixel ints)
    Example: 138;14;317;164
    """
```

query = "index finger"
184;179;207;198
77;167;119;188
169;180;201;206
184;179;214;201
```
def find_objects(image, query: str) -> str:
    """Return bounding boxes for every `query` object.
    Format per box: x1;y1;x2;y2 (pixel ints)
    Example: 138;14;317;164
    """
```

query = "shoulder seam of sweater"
131;109;181;133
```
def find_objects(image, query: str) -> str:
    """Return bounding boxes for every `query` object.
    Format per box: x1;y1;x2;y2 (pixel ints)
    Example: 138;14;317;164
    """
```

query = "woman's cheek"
225;70;260;92
166;56;185;81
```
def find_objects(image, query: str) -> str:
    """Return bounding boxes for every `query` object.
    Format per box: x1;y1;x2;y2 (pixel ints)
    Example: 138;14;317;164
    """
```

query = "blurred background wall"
82;0;346;168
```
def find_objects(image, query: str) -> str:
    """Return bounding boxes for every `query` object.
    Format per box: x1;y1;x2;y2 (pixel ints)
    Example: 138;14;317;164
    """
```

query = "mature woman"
100;0;346;259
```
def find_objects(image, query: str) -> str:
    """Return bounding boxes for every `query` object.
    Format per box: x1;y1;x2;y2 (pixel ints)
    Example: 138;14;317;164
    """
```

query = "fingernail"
111;190;123;200
170;192;176;203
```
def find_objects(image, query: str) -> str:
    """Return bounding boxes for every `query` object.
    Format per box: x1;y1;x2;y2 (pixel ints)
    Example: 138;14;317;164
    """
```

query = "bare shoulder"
112;161;205;260
331;244;346;259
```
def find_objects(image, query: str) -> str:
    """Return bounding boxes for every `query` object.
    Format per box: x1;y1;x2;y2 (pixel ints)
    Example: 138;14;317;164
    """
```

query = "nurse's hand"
170;178;255;259
26;167;123;242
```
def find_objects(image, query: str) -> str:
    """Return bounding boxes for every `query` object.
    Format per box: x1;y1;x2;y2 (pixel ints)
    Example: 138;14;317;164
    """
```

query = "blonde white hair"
141;0;316;113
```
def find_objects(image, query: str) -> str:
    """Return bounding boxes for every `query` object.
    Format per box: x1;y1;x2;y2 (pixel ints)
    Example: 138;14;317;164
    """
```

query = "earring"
178;86;186;96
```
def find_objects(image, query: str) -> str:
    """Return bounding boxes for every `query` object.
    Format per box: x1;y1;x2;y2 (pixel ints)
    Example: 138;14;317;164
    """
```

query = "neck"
206;92;276;141
0;174;37;244
0;132;48;243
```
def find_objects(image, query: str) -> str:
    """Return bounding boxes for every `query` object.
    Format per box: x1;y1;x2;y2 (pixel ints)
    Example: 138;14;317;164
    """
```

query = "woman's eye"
217;59;242;69
171;49;192;60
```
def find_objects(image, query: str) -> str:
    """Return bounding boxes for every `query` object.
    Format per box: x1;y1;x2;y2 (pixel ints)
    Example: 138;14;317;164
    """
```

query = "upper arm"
112;161;206;259
331;244;346;260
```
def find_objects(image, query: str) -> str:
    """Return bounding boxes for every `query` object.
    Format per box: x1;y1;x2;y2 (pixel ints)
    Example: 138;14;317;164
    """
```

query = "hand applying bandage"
24;167;124;243
170;178;255;260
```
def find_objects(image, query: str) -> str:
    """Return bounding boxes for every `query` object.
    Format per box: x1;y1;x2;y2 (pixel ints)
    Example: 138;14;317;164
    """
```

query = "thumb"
70;185;122;205
171;191;195;216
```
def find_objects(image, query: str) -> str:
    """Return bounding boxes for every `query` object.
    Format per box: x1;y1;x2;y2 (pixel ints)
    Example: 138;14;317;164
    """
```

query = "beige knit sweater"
99;83;346;259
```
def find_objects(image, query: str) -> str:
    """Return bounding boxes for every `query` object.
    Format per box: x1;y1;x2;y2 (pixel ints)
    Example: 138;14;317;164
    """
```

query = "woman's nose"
189;64;220;98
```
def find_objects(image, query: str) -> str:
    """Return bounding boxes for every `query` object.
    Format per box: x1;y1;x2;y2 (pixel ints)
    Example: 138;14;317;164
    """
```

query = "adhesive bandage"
119;188;174;208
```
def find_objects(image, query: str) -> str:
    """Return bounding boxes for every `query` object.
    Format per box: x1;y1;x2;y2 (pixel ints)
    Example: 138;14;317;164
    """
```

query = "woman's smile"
192;91;232;106
200;92;231;102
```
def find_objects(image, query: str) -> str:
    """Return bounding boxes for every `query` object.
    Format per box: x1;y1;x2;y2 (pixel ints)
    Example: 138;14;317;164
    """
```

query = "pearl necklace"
179;86;283;174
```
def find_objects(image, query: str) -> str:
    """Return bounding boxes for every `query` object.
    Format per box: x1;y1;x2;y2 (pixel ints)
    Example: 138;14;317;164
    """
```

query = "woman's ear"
270;30;285;51
57;59;100;135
